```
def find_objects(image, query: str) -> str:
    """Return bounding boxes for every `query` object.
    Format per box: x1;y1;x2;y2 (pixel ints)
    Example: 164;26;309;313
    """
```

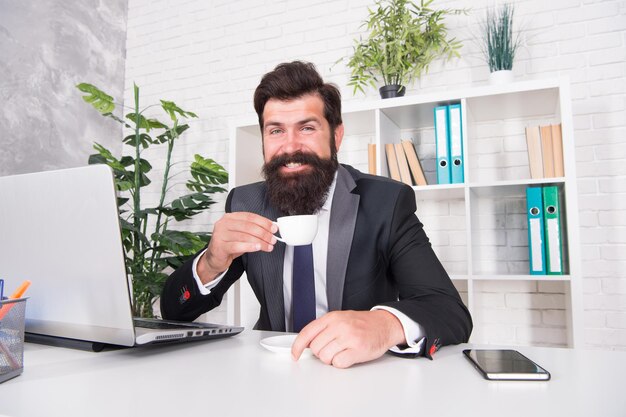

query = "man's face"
261;93;343;168
261;94;344;215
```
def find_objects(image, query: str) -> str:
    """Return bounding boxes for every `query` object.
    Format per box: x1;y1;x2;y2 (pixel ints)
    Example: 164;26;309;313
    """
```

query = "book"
394;143;413;186
401;140;427;186
434;105;451;184
368;143;376;175
525;126;543;179
448;103;464;184
385;143;401;181
540;125;555;178
552;124;564;177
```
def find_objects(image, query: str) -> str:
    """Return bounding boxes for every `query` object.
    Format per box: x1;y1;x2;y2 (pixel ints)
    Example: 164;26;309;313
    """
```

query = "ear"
333;124;344;152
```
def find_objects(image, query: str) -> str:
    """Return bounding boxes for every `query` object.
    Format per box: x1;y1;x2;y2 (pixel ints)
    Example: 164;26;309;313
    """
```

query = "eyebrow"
264;117;322;129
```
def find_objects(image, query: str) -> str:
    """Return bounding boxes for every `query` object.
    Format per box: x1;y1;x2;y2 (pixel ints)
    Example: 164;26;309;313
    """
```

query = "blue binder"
526;186;546;275
448;103;464;183
434;105;451;184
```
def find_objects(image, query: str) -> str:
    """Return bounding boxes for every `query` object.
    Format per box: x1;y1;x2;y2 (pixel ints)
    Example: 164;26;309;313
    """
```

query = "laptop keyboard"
133;318;220;330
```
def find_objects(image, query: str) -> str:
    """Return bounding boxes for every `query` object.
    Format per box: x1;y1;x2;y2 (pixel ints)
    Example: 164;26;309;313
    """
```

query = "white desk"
1;330;624;417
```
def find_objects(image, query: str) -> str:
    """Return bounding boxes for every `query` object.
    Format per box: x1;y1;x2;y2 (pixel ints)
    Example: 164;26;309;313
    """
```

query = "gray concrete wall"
0;0;128;176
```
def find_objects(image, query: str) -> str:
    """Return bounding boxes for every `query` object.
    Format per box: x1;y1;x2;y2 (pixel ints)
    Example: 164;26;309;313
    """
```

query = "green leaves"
161;100;198;121
188;154;229;189
125;113;168;132
78;82;228;318
481;3;520;72
88;144;152;191
154;124;190;145
76;83;115;114
346;0;465;94
161;155;228;221
153;230;206;256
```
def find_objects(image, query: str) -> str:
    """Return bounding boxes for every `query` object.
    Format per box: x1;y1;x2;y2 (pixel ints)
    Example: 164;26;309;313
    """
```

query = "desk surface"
1;330;625;417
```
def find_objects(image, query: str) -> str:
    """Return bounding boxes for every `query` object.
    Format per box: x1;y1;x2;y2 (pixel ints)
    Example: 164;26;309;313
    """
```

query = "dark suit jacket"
161;164;472;358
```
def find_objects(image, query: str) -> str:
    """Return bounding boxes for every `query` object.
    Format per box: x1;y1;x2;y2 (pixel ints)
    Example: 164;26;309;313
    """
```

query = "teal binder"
434;105;451;184
448;103;464;184
526;186;546;275
542;186;564;275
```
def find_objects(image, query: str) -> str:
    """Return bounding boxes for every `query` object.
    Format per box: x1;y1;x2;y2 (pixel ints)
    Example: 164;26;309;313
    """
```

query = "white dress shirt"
192;174;425;354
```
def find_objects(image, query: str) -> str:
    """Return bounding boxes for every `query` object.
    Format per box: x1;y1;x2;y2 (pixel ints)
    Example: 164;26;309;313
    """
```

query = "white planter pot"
489;70;514;85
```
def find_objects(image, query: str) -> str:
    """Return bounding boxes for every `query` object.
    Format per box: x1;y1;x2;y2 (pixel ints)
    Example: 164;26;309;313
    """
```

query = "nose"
281;128;303;153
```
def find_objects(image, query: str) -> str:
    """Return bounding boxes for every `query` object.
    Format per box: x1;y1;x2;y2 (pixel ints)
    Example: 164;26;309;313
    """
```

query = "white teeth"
285;162;302;168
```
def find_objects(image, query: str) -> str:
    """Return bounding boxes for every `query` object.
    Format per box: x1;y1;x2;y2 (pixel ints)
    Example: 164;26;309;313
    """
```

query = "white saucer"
260;334;312;357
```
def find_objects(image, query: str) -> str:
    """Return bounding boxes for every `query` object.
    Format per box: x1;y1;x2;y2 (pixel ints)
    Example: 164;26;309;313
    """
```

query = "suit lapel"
259;197;286;332
326;166;359;312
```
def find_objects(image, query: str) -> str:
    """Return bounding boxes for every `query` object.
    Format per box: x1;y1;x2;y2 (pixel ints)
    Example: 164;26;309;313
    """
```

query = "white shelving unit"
228;78;582;348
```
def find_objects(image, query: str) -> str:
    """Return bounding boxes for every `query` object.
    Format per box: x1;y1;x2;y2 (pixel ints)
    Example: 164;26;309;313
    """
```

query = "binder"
542;185;564;275
385;143;401;181
540;125;555;178
434;105;451;184
526;186;546;275
368;143;376;175
525;126;543;179
551;124;564;177
401;140;427;186
448;103;464;183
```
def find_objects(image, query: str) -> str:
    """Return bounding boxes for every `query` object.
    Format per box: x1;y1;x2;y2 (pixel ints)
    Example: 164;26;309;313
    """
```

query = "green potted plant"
346;0;464;98
480;3;521;85
77;83;228;318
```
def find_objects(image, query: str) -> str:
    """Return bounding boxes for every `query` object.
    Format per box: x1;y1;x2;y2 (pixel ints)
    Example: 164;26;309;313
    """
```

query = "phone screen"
463;349;551;381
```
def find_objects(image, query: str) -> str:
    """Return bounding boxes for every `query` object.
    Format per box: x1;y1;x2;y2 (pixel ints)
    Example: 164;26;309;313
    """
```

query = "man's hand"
291;310;406;368
197;212;277;284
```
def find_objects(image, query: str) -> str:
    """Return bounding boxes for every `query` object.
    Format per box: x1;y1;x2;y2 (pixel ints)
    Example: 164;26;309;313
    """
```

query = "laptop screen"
0;165;136;346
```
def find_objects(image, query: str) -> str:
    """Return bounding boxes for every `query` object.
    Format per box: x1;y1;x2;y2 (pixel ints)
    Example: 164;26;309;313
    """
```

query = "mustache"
263;151;326;173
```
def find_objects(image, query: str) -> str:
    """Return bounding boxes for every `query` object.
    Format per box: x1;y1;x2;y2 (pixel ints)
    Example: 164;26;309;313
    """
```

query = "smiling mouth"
285;162;303;169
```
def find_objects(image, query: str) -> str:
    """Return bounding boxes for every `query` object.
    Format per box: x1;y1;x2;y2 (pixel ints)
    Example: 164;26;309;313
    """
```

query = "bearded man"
161;61;472;368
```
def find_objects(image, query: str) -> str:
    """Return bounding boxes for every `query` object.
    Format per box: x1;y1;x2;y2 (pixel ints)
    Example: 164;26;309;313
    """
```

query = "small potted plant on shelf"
345;0;464;99
480;3;521;85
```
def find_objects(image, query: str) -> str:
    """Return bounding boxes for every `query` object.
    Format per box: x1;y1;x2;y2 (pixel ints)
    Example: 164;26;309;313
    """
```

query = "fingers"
291;318;327;360
207;212;278;268
291;313;353;366
216;212;278;246
292;311;397;369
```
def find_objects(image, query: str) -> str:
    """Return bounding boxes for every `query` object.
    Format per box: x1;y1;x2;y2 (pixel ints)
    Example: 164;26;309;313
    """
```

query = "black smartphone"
463;349;551;381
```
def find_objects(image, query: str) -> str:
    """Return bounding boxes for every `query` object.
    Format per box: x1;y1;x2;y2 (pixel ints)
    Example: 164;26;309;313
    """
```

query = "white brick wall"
124;0;626;350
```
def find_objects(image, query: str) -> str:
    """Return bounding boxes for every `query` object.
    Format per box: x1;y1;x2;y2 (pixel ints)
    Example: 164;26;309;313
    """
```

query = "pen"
10;280;31;299
0;280;31;321
0;278;4;299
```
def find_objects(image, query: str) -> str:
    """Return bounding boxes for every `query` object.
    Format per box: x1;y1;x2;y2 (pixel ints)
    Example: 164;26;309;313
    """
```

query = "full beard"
262;151;338;216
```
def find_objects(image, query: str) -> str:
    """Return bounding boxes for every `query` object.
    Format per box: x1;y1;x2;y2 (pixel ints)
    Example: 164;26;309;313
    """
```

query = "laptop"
0;165;243;351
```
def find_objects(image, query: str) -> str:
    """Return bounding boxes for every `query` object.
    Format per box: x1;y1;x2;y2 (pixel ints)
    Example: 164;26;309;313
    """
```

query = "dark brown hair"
253;61;342;131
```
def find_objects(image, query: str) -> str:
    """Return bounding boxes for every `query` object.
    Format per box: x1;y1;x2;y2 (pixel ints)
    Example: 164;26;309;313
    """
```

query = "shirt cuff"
372;305;426;355
192;248;226;295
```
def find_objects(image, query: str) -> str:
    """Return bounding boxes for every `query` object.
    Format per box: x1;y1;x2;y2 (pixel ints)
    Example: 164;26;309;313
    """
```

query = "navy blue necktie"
292;244;316;332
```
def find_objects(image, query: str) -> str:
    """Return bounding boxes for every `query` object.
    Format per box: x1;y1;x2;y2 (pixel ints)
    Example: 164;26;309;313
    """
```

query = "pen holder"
0;298;27;384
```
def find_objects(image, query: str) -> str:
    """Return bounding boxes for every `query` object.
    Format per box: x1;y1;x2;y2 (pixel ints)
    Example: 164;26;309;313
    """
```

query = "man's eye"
302;126;314;132
269;129;282;135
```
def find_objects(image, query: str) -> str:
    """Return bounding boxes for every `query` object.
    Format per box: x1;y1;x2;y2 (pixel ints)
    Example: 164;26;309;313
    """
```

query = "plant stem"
132;84;143;314
150;120;178;271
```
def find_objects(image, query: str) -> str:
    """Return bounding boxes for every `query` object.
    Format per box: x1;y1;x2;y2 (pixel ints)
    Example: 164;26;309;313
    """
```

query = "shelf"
230;77;581;348
468;274;571;281
468;178;565;198
413;183;465;200
451;274;571;281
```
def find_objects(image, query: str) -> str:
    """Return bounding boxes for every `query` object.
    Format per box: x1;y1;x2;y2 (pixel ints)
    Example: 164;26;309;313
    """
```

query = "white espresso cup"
272;215;318;246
